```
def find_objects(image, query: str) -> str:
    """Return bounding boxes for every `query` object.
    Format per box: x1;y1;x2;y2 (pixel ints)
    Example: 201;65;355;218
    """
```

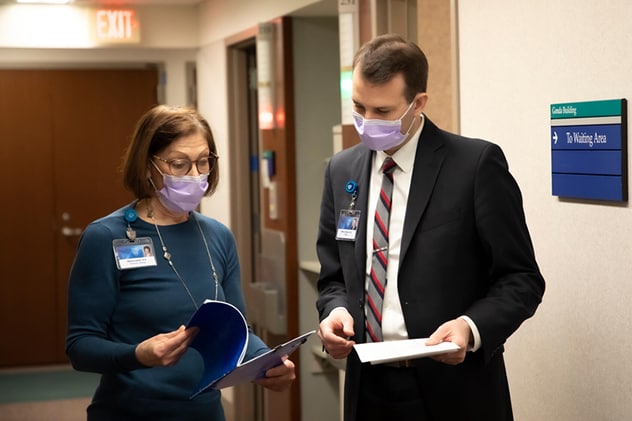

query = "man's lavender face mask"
352;101;415;151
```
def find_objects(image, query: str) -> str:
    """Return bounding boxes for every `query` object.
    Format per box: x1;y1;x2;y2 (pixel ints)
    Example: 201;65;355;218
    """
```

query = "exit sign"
91;9;140;44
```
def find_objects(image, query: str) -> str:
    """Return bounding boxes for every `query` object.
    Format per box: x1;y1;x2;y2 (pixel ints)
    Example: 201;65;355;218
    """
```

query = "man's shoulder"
330;142;366;160
424;116;497;149
433;127;501;157
328;143;369;171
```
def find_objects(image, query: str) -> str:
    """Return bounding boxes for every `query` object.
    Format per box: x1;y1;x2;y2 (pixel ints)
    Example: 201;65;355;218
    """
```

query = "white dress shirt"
364;117;422;340
364;115;481;350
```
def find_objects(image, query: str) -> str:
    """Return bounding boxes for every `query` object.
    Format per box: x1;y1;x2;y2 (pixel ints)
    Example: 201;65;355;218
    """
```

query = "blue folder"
187;299;314;397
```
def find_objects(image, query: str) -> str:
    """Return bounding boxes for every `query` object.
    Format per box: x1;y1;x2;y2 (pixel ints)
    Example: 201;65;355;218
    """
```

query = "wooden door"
0;68;158;366
0;71;58;366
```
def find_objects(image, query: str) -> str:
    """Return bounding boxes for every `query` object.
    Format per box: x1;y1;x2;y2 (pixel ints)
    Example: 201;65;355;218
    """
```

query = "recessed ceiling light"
16;0;74;4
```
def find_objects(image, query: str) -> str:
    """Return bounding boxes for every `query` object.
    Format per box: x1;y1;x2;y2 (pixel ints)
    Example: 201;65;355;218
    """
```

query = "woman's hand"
135;325;198;367
253;357;296;392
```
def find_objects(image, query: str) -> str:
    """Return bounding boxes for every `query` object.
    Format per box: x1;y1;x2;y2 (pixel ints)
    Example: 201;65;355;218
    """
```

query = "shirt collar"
374;114;425;175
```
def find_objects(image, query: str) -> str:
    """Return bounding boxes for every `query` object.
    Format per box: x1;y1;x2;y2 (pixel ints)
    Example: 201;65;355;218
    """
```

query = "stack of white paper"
354;338;459;365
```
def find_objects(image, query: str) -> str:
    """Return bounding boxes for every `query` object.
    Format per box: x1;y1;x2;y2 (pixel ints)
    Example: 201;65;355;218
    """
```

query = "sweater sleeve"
65;222;145;373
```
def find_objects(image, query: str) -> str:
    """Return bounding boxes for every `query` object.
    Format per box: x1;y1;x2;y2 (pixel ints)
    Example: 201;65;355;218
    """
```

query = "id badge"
112;237;158;270
336;210;361;241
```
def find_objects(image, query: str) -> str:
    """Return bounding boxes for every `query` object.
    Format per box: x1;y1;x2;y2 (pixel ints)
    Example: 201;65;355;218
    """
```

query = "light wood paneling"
418;0;460;133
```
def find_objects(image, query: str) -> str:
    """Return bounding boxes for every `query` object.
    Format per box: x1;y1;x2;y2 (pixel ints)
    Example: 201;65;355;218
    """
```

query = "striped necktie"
365;157;397;343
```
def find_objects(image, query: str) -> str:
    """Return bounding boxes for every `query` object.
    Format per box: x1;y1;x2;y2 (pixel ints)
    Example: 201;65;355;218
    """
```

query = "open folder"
354;338;460;365
186;299;314;398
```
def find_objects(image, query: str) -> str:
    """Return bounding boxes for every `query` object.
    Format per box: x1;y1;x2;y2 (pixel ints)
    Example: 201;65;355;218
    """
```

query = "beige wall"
458;1;632;419
198;0;329;45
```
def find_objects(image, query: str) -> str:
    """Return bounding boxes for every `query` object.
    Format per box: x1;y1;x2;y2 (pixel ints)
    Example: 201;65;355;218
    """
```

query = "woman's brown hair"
122;105;220;199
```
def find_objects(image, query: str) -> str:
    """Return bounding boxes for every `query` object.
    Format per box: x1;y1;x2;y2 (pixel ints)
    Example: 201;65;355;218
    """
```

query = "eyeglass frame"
152;151;219;176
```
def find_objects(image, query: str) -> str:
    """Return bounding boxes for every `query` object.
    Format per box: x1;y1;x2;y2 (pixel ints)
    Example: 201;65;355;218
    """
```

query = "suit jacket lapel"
400;118;446;263
352;148;373;278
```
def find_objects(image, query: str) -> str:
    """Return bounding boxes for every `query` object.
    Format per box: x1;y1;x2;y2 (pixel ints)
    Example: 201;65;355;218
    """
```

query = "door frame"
226;26;259;421
226;17;300;421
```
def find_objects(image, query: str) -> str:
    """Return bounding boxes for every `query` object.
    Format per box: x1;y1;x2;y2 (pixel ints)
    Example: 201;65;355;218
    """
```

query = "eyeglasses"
152;152;218;176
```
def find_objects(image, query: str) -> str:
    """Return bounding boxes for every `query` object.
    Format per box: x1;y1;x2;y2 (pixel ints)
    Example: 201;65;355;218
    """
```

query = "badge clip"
124;208;138;242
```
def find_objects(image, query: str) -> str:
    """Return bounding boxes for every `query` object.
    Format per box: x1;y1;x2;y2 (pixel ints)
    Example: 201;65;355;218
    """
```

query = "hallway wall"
458;1;632;419
197;0;334;226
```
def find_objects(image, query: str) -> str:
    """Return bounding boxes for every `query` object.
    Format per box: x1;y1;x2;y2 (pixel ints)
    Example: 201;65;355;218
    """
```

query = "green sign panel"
551;99;623;119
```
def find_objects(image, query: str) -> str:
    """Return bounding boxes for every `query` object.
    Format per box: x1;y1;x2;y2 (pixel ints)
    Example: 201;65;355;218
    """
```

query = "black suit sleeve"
465;142;545;362
315;159;351;320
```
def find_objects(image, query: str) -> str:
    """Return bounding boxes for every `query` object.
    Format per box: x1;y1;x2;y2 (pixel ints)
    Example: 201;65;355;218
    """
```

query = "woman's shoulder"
193;212;233;239
84;204;133;235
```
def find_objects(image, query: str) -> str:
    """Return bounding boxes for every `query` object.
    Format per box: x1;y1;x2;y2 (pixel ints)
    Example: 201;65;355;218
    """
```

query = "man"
316;34;545;421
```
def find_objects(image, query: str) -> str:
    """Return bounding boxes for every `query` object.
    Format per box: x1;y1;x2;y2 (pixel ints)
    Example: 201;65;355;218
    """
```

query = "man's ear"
414;93;429;114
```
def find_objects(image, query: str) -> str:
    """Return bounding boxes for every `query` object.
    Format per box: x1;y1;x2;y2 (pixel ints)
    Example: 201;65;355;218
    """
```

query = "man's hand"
318;308;355;359
135;325;198;367
425;318;472;365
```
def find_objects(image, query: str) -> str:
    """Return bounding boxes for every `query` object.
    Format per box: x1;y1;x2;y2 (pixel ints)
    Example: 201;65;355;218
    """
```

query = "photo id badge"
112;237;158;270
336;210;361;241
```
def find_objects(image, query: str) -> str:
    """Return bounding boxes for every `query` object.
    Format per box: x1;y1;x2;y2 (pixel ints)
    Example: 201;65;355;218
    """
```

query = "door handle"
61;226;83;237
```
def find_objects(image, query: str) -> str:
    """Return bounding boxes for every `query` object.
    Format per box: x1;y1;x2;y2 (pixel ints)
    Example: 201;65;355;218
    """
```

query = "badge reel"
112;208;158;270
336;180;361;241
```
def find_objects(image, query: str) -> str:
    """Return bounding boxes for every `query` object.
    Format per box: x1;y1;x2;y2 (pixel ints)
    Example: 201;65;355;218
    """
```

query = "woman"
66;105;295;420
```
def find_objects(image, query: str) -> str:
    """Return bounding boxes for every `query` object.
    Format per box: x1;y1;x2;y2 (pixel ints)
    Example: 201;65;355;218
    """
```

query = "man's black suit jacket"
316;117;545;421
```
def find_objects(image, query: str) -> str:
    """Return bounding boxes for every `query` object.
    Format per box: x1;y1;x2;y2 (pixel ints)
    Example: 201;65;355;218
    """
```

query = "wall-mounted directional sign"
551;99;627;201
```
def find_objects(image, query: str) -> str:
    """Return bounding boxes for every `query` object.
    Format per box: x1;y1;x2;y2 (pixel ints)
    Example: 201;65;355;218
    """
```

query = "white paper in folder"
354;338;460;365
